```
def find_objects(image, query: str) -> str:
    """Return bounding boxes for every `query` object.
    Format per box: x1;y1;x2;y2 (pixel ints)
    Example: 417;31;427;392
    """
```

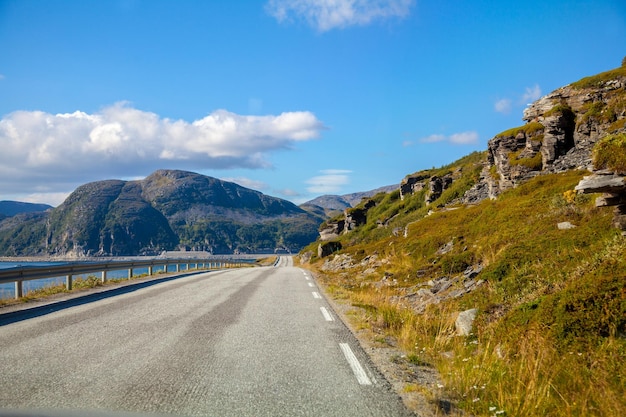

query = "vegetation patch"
507;149;543;170
496;121;544;138
570;66;626;89
592;133;626;173
303;164;625;417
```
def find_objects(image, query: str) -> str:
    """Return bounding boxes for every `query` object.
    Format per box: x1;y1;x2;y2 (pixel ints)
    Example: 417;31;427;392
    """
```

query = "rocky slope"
301;62;626;417
318;64;626;241
0;170;321;256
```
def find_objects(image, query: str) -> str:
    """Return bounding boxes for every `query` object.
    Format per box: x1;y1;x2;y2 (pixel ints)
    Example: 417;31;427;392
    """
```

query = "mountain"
0;201;52;217
300;63;626;416
302;184;397;218
0;169;321;256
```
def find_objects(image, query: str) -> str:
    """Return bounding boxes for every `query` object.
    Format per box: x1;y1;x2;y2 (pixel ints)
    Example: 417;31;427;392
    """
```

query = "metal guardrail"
0;258;248;299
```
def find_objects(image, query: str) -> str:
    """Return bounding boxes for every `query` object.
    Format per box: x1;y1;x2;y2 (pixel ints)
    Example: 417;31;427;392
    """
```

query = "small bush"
592;133;626;173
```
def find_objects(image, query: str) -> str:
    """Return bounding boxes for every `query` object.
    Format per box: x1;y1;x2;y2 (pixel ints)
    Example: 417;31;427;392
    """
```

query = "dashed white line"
312;292;321;299
339;343;372;385
307;282;314;287
320;307;334;322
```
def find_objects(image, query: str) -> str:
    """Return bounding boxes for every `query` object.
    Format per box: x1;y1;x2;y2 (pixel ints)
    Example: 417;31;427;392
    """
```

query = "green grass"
497;122;544;138
570;66;626;89
305;168;625;416
593;133;626;173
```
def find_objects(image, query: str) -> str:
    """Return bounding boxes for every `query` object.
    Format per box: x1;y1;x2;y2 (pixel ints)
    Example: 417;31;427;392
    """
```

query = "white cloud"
449;131;479;145
0;102;325;197
221;176;269;191
494;98;512;114
277;188;301;197
420;134;446;143
521;84;542;104
266;0;415;32
418;131;478;145
305;169;351;194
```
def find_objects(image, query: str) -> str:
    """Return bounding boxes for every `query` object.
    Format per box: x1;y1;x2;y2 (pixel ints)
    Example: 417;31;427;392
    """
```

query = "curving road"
0;257;414;417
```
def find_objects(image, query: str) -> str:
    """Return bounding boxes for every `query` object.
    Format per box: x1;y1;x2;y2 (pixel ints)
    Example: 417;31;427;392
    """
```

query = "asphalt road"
0;257;414;417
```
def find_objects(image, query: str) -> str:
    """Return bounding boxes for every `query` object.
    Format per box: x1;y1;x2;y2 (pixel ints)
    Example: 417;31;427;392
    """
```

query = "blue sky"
1;0;625;206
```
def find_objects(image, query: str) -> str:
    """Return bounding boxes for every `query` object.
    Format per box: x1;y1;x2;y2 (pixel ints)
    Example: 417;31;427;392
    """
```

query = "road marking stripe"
307;282;314;287
305;276;310;280
320;306;334;321
312;292;321;299
339;343;372;385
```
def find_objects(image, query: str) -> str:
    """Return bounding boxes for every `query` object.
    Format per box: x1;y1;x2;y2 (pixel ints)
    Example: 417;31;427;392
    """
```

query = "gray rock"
455;308;478;336
557;221;577;230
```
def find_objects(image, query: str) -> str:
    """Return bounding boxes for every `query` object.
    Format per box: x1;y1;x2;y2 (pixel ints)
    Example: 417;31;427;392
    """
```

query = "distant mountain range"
301;184;397;217
0;201;52;218
0;170;324;256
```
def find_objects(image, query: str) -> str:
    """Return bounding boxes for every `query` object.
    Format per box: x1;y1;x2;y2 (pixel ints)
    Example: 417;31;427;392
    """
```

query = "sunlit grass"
305;168;626;416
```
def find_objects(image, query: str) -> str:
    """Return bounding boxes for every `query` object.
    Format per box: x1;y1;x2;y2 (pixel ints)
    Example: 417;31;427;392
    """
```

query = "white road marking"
320;307;334;322
305;276;310;280
312;292;322;299
339;343;372;385
307;282;314;287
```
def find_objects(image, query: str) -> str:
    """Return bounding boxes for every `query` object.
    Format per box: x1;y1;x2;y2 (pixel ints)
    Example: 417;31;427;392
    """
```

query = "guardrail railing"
0;258;247;299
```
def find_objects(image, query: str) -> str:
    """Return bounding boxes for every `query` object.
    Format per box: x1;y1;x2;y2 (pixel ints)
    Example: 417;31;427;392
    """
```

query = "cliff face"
487;66;626;196
0;170;321;256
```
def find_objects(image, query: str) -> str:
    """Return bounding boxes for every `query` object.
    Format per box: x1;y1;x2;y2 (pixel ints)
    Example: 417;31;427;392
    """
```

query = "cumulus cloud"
306;169;351;194
418;131;478;145
0;102;325;197
494;98;512;114
265;0;414;31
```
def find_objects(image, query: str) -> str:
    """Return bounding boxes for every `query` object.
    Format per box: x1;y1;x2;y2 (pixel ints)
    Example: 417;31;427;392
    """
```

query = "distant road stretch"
0;256;413;417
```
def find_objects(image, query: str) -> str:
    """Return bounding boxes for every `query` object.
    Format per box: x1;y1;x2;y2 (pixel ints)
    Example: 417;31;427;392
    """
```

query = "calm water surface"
0;261;162;300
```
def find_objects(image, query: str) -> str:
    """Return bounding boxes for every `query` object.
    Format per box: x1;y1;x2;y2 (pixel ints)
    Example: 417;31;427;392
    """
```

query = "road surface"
0;257;414;416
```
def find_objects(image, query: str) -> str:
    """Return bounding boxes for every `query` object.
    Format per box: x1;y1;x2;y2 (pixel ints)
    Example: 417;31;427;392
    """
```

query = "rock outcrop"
485;66;626;197
400;173;455;204
318;200;376;241
575;171;626;234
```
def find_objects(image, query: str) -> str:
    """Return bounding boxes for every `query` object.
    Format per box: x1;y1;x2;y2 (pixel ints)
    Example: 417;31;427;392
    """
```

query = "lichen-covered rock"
318;240;342;258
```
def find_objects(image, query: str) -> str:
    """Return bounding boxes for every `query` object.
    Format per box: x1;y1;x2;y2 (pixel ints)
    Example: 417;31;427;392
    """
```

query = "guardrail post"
15;281;23;299
66;274;73;291
148;266;153;276
176;264;180;272
128;268;133;279
101;270;107;283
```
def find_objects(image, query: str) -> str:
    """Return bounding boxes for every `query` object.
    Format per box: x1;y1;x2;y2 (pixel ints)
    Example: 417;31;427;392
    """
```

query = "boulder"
455;308;478;336
318;241;342;258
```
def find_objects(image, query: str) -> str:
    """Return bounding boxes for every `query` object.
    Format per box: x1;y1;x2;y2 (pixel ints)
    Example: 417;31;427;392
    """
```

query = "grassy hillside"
302;159;625;416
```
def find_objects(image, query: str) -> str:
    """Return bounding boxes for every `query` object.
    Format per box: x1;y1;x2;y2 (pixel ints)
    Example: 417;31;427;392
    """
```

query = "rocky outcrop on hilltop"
486;66;626;197
400;172;456;204
318;199;376;243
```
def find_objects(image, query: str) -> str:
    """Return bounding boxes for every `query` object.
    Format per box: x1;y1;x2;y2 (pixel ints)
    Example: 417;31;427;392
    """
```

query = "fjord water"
0;261;151;300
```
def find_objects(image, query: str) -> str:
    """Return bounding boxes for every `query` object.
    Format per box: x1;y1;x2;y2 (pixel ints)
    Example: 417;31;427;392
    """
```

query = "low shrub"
592;133;626;173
